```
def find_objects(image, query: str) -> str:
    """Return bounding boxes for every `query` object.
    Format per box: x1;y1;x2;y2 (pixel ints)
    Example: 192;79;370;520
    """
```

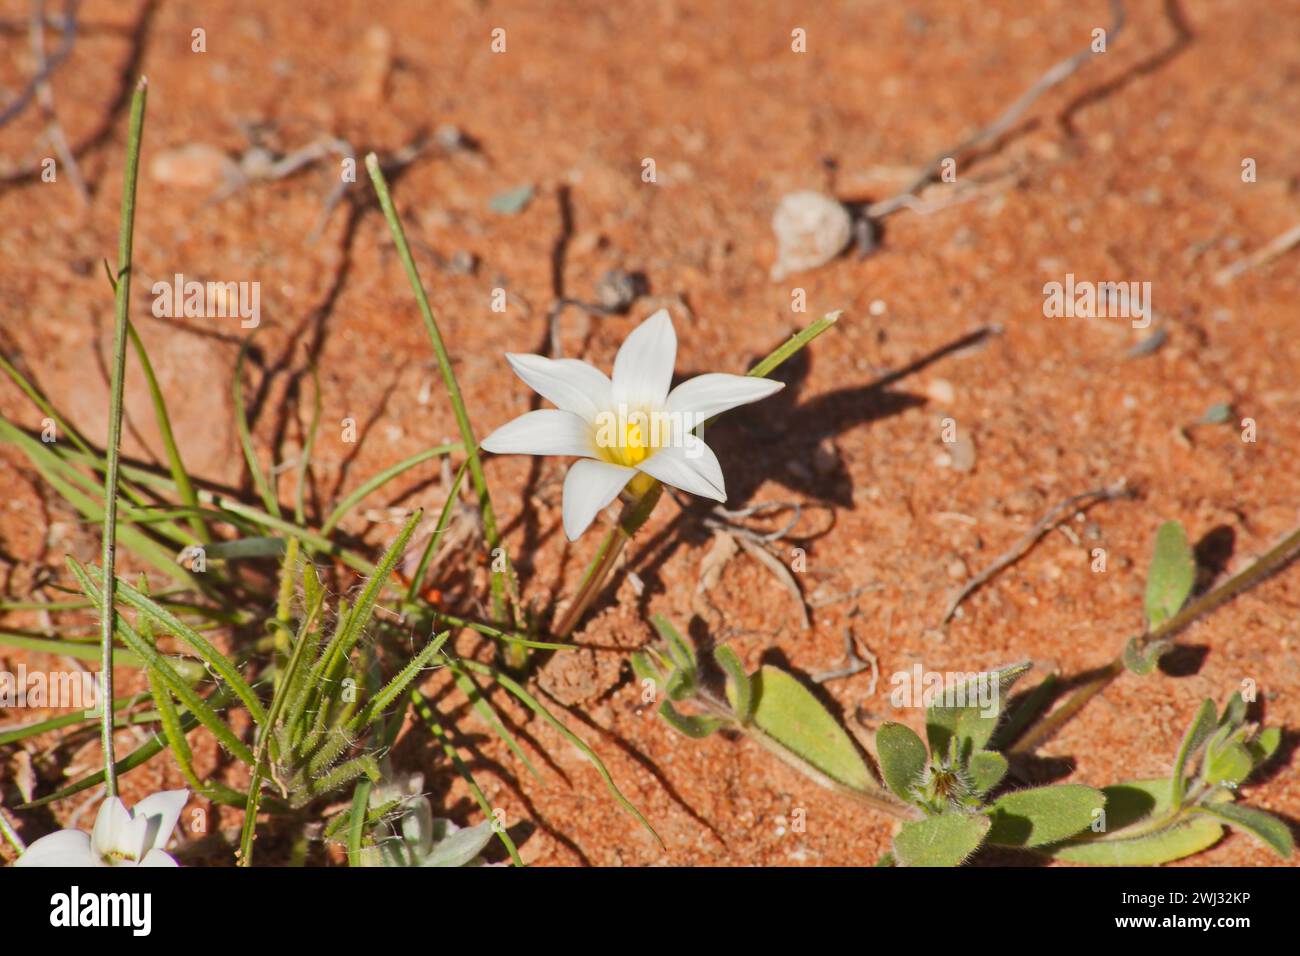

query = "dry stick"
868;0;1127;220
29;0;88;205
0;0;77;130
1012;523;1300;755
941;480;1131;625
1213;222;1300;285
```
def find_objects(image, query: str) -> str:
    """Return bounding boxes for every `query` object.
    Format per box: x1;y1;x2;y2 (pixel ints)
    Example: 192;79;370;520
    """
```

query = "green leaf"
652;615;697;676
748;665;872;792
968;750;1009;796
925;662;1030;758
1123;634;1170;675
1246;726;1281;768
1094;778;1173;831
630;650;664;687
1172;699;1218;807
986;784;1105;847
659;701;726;738
1205;741;1254;787
1218;691;1248;728
1194;803;1294;859
893;812;990;867
1050;815;1224;865
875;723;928;803
714;645;752;722
1144;520;1195;630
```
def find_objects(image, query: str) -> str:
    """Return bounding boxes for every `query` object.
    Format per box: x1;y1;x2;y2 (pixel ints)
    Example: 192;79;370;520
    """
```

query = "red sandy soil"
0;0;1297;866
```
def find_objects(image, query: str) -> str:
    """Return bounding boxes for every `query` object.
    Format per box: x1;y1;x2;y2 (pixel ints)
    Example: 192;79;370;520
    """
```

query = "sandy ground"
0;0;1297;866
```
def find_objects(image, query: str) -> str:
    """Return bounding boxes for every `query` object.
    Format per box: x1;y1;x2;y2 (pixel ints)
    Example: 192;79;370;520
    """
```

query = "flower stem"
553;482;662;638
99;77;148;797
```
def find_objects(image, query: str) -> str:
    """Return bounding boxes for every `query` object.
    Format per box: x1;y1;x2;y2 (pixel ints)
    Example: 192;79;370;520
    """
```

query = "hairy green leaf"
893;812;990;867
1194;803;1294;859
749;665;872;792
1144;520;1195;630
925;661;1030;758
986;784;1105;847
714;644;752;722
875;722;928;803
1050;815;1224;865
968;750;1009;797
1172;698;1218;807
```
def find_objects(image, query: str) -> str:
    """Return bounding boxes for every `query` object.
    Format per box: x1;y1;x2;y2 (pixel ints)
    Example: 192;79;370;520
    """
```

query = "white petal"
480;409;596;458
637;436;726;501
505;354;613;424
14;829;97;867
666;373;784;421
562;459;635;540
421;820;495;867
91;796;145;862
138;849;180;867
612;308;676;410
133;788;189;853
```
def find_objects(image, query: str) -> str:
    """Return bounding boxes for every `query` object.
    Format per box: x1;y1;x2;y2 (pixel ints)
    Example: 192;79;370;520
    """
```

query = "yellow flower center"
613;419;650;467
596;408;662;468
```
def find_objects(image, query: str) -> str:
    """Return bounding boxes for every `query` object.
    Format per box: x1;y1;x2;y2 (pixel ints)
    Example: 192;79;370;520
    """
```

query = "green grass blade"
410;687;523;866
108;571;266;724
126;320;207;543
348;632;448;732
320;444;462;537
68;559;254;765
295;362;323;528
365;154;513;626
232;336;281;519
458;658;661;847
404;459;468;604
447;662;542;782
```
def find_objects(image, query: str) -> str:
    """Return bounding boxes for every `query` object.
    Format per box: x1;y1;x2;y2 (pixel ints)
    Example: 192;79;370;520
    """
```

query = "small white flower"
480;308;784;539
15;789;189;868
360;770;494;867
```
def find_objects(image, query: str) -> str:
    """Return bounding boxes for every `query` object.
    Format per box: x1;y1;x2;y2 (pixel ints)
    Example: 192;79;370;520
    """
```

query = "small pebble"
925;378;955;404
150;143;236;190
770;191;852;281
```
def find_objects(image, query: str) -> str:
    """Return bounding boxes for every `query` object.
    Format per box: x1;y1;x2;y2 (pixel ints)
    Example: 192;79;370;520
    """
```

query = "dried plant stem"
98;76;147;797
941;480;1131;625
868;0;1126;220
1011;523;1300;755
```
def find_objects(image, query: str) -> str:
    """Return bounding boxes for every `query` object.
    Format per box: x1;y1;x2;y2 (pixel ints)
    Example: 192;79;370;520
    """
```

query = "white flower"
480;309;784;539
15;789;189;867
360;771;494;867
